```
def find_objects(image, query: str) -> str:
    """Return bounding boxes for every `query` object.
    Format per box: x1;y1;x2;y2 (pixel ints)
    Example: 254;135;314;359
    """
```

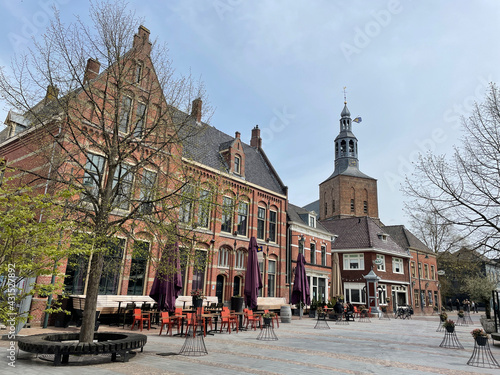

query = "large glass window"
83;153;105;200
139;169;156;214
235;250;245;269
267;260;276;297
411;261;416;278
99;238;125;295
192;250;206;291
218;248;229;268
257;207;266;240
237;202;248;236
179;185;194;223
234;155;241;174
269;211;277;242
424;264;429;279
128;241;149;295
378;284;387;305
113;164;133;210
221;197;233;233
392;257;403;274
431;265;435;280
119;96;132;133
310;243;316;264
134;102;146;138
321;246;326;266
197;189;211;228
344;282;366;304
343;254;364;270
63;253;89;295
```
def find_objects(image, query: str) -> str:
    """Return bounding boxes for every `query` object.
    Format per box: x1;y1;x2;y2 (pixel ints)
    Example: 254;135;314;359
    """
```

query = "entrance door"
397;292;406;307
216;275;224;303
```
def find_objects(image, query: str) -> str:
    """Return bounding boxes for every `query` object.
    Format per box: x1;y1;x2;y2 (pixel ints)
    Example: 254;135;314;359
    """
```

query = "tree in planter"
0;1;212;343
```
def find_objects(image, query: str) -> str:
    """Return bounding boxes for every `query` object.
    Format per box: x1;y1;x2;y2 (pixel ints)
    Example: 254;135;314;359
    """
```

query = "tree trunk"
79;250;104;343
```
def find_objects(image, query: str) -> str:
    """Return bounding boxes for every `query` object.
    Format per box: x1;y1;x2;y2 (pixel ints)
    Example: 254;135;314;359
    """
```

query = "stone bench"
17;332;147;366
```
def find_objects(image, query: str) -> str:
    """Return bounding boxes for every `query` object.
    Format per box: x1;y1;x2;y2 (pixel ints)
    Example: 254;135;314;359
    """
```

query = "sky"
0;0;499;229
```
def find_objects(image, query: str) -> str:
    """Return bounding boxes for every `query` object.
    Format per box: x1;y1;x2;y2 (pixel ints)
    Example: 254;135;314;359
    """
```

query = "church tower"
319;102;379;221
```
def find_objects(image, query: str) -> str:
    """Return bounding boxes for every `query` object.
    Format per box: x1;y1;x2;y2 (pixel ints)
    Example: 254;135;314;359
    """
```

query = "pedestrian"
471;301;476;313
447;298;452;311
455;298;460;311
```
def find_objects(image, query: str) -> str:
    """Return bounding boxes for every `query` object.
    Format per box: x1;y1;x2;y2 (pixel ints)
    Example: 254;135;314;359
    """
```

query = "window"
113;164;133;210
350;199;355;212
139;169;156;214
258;261;264;297
344;282;366;304
309;215;315;228
119;96;132;133
343;254;364;270
128;241;149;295
179;185;194;223
99;238;125;295
83;153;105;200
235;250;245;269
197;189;211;228
431;265;435;280
418;262;422;278
257;207;266;240
267;260;276;297
414;289;419;307
378;284;387;305
321;246;326;266
332;200;336;212
376;254;385;272
221;197;233;233
134;102;146;138
14;123;26;135
363;201;368;213
324;202;327;216
310;243;316;264
269;211;277;242
392;257;403;274
135;62;142;83
233;276;242;296
234;155;241;174
411;261;416;278
192;250;206;291
424;264;429;279
218;248;229;268
236;202;248;236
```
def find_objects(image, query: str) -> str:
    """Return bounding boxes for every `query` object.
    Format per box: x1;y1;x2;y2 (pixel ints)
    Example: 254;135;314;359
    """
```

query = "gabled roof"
383;225;433;255
320;216;408;256
181;122;286;195
287;203;330;233
302;200;319;217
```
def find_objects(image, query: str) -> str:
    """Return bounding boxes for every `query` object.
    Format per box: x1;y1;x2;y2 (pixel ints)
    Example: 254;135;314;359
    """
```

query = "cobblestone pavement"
1;313;499;374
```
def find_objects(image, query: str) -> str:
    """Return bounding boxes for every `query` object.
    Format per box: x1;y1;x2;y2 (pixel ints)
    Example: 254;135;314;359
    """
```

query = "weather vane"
343;86;347;104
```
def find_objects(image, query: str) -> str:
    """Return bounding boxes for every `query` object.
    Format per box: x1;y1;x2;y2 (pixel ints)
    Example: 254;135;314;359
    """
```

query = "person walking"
471;300;476;313
455;298;460;311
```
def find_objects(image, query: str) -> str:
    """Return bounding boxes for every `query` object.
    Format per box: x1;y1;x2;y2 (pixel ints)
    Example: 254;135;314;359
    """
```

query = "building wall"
409;250;440;314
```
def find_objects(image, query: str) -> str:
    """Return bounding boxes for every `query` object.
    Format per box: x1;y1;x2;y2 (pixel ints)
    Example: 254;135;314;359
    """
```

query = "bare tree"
404;83;500;259
0;1;215;343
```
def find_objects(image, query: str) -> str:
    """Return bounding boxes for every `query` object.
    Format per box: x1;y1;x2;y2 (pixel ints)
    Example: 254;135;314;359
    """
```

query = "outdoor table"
232;311;246;330
202;313;220;335
173;314;187;336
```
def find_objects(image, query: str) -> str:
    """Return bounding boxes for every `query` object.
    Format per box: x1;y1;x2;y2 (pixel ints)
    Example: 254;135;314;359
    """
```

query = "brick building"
0;26;288;325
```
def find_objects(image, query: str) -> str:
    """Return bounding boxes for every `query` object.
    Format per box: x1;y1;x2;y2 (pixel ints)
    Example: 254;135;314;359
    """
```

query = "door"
216;275;224;303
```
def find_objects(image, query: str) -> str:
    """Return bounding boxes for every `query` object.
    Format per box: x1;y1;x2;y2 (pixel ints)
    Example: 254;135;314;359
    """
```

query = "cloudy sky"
0;0;499;228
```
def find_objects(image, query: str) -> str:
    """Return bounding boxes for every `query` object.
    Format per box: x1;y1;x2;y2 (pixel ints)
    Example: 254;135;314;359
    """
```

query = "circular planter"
263;317;272;326
17;332;147;366
475;336;488;346
231;297;244;312
445;326;455;333
192;297;203;308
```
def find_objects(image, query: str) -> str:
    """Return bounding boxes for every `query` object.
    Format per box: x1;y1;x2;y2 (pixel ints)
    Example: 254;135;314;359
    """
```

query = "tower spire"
343;86;347;104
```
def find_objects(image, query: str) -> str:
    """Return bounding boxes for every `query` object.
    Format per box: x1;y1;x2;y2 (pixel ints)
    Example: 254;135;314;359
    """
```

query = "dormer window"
309;215;316;228
234;155;241;175
377;233;388;241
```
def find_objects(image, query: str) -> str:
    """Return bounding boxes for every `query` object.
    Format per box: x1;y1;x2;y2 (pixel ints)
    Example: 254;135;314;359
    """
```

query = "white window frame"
236;201;248;236
257;207;266;240
344;282;366;304
218;248;229;268
234;155;241;175
268;210;277;242
343;253;364;270
119;96;133;133
378;284;387;305
392;257;404;274
235;250;245;269
113;163;134;210
376;254;386;272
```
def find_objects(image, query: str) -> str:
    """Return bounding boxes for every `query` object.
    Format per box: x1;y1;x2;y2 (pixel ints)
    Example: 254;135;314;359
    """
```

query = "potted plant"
442;319;455;333
439;312;448;322
471;328;488;346
231;294;244;312
458;310;464;318
262;312;275;326
191;289;204;308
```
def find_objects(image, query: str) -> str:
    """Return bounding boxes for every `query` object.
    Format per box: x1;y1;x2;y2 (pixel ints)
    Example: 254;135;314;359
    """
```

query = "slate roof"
181;119;286;195
383;225;433;255
302;200;320;217
322;165;376;182
320;216;408;256
287;203;330;233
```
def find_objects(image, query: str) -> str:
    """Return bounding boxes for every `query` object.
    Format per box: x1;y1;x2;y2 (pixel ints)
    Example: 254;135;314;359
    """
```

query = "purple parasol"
149;242;183;312
291;253;310;306
244;237;263;310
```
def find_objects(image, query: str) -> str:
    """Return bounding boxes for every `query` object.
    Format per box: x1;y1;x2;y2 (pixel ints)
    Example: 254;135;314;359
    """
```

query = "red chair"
131;308;150;331
353;306;360;318
220;309;238;333
159;312;178;336
245;310;261;331
185;311;206;337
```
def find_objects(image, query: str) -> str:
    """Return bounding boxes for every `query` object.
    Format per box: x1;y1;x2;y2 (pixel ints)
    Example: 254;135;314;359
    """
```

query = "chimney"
44;85;59;103
191;98;202;123
83;58;101;84
250;125;262;148
235;131;240;139
133;25;152;55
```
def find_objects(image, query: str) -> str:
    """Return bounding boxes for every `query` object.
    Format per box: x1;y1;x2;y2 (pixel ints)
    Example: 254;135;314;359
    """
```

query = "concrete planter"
480;316;496;333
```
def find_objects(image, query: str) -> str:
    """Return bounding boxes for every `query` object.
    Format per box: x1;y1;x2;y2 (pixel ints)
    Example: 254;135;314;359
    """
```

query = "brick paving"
1;313;499;374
